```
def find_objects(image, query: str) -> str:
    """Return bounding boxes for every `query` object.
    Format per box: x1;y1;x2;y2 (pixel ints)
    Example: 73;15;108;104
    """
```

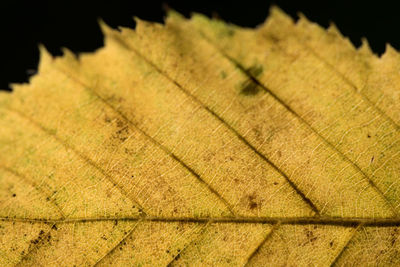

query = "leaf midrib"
3;216;400;226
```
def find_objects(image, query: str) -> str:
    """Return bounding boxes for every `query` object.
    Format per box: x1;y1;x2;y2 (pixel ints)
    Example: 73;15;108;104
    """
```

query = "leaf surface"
0;6;400;266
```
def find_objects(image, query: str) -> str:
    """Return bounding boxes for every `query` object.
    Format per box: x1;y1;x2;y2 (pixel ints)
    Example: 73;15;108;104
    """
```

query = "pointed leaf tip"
359;37;373;56
165;8;184;20
37;44;53;73
327;22;342;37
98;18;117;36
385;43;397;53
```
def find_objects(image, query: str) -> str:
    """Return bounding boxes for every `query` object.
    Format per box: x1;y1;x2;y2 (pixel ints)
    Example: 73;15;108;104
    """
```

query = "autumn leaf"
1;6;400;266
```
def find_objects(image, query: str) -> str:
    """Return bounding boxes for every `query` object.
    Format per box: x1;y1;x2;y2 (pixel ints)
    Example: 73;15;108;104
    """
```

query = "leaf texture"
1;6;400;266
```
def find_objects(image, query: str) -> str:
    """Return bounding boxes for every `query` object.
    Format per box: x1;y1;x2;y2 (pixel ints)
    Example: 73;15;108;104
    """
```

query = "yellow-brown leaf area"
0;6;399;266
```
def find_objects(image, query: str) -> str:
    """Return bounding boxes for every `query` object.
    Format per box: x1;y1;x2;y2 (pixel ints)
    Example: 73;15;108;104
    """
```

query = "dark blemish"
249;202;258;210
175;253;181;260
166;250;170;253
268;34;280;43
46;197;50;201
227;28;235;37
305;229;317;242
104;115;112;123
12;193;16;197
107;95;125;104
329;241;334;247
367;133;371;138
101;235;107;240
30;231;45;246
248;194;258;210
116;119;124;128
273;182;279;185
203;151;216;162
240;80;260;96
51;225;58;231
131;175;134;179
116;126;129;135
371;156;375;163
119;247;123;251
240;65;263;96
220;71;227;79
114;220;118;226
114;125;130;142
391;228;398;246
246;65;264;78
220;28;235;37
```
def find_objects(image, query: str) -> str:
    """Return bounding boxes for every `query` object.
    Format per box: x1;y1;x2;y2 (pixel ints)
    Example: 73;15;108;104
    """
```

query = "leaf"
0;6;400;266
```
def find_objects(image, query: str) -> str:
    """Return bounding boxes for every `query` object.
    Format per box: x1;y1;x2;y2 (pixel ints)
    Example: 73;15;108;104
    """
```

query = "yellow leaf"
1;6;400;266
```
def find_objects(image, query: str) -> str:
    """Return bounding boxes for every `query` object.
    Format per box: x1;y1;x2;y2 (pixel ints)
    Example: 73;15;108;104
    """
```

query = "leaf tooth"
97;18;117;38
382;43;399;60
358;37;374;57
267;5;294;25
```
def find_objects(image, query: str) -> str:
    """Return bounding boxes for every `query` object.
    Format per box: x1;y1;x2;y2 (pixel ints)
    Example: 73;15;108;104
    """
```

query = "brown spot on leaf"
220;71;227;79
240;65;263;96
391;228;399;246
247;65;264;77
248;194;259;210
267;33;280;43
305;229;317;243
240;80;260;96
104;115;112;123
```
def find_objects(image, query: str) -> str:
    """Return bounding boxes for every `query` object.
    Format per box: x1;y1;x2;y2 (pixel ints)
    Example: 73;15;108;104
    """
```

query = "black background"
0;0;399;91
